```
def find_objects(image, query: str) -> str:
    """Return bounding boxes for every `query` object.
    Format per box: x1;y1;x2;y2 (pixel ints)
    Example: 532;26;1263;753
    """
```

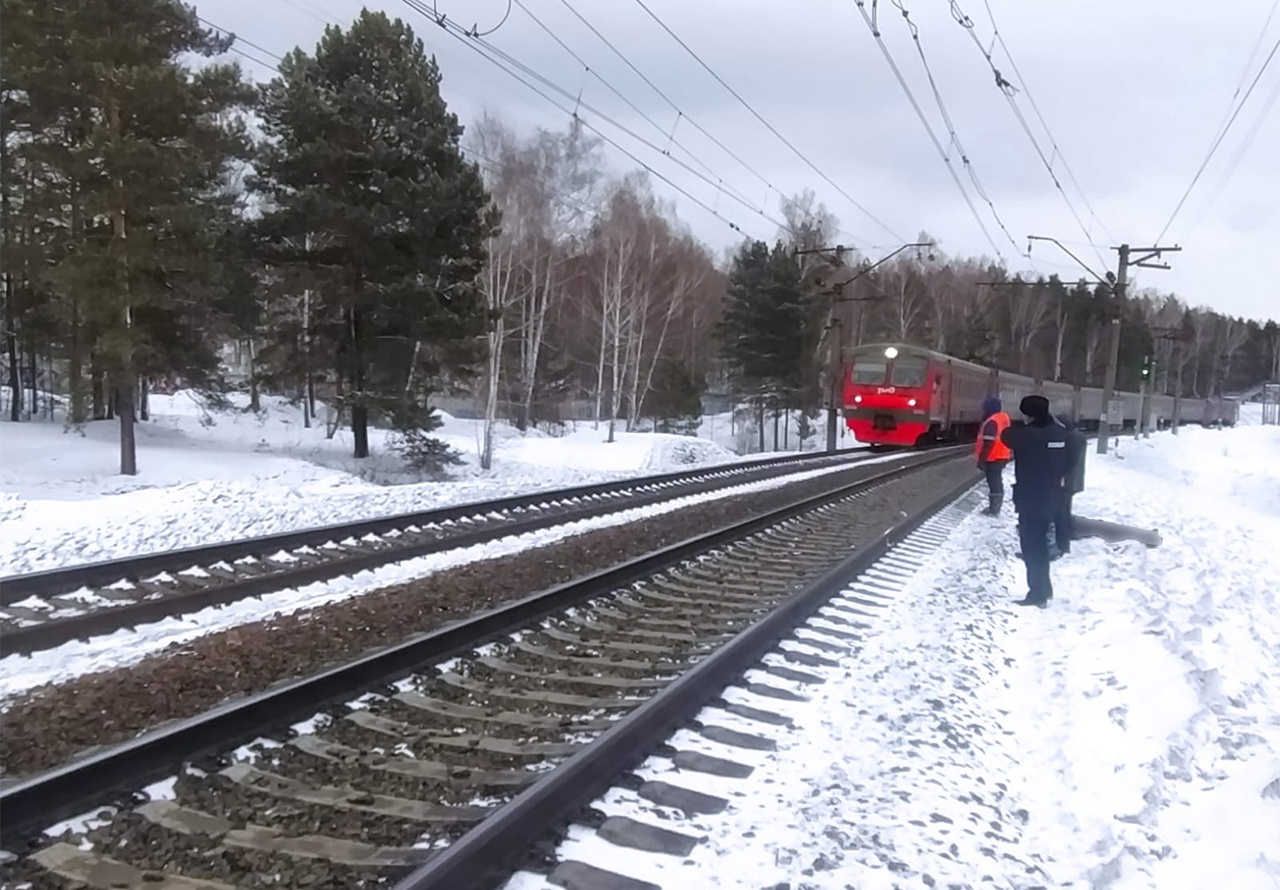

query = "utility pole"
1156;329;1191;435
1096;243;1181;455
1136;354;1153;438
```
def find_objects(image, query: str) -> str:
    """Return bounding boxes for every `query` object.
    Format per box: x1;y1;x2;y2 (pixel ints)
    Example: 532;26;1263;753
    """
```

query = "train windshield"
851;358;887;384
890;355;929;388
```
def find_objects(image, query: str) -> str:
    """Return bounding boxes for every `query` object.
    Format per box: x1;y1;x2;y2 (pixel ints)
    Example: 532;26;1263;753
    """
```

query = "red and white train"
842;342;1238;448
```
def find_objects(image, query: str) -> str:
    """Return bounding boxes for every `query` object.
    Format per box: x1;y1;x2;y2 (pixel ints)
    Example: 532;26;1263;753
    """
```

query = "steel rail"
0;448;968;849
391;466;982;889
0;452;891;655
0;447;870;607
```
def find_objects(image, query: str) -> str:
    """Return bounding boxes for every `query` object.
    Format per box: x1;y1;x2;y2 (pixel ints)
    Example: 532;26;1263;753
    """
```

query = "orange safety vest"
976;411;1012;462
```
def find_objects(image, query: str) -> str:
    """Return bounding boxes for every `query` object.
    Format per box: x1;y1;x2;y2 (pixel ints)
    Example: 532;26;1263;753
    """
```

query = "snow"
0;390;833;576
509;421;1280;889
0;455;910;700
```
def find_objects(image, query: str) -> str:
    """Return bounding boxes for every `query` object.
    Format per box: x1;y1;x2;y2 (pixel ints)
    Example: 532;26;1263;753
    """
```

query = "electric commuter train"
842;342;1238;448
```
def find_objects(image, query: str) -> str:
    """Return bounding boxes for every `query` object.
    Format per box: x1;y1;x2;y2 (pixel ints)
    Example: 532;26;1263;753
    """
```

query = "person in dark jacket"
1000;395;1070;607
1049;414;1088;555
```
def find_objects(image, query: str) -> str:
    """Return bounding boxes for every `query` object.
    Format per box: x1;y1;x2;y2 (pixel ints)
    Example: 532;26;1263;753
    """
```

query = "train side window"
852;359;887;384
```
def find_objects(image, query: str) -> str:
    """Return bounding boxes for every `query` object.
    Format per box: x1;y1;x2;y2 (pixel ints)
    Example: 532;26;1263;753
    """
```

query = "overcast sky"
200;0;1279;322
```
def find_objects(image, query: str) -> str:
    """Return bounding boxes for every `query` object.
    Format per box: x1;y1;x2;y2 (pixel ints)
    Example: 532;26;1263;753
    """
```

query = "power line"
627;0;907;243
405;1;762;237
414;2;796;236
849;0;1005;260
551;0;869;247
885;0;1021;256
1196;73;1280;220
197;15;286;65
1157;32;1280;242
187;18;607;227
1214;0;1280;137
977;0;1116;248
949;0;1111;270
507;0;759;212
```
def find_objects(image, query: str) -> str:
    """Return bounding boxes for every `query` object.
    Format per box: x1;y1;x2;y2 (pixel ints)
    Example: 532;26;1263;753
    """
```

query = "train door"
935;362;951;426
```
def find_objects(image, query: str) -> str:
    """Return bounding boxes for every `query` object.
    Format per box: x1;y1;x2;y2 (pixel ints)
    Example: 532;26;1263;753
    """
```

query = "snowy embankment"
543;419;1280;888
0;391;791;576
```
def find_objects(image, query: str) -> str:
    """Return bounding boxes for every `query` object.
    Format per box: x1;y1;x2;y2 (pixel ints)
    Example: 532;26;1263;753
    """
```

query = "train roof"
849;342;993;376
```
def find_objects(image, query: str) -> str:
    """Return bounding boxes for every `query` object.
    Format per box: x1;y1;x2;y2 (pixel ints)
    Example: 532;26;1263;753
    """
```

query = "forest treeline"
3;0;1277;473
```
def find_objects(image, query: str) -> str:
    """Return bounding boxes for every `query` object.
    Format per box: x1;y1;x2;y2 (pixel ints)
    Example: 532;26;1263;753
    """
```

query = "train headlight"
908;398;917;406
854;395;862;403
884;346;899;359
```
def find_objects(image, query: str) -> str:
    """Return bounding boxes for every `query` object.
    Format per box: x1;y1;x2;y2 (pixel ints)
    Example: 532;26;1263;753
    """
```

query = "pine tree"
3;0;254;472
641;358;704;434
718;240;811;417
253;10;496;462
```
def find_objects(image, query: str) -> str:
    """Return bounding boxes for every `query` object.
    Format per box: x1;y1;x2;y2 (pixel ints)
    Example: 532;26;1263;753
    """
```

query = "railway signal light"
1140;356;1152;380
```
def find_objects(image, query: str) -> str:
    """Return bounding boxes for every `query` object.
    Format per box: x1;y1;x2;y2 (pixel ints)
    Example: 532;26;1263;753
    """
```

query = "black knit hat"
1019;394;1050;420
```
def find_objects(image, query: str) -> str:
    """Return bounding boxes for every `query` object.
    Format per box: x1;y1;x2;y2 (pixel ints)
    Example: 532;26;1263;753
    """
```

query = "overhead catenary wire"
190;19;608;227
849;0;1006;261
1157;32;1280;243
949;0;1112;270
977;0;1116;247
627;0;907;243
412;1;801;237
505;0;761;213
197;15;287;65
551;0;870;247
403;0;765;237
1196;75;1280;220
1212;0;1280;138
885;0;1021;257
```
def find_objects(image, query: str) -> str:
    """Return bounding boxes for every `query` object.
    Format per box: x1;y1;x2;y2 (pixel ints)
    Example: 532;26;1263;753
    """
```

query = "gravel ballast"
0;456;973;778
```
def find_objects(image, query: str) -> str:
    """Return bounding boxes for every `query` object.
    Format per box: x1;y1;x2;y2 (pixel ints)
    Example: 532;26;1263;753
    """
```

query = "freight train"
842;342;1238;448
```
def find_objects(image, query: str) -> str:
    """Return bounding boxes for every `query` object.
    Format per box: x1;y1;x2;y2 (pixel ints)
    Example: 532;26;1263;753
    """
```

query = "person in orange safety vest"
976;396;1012;515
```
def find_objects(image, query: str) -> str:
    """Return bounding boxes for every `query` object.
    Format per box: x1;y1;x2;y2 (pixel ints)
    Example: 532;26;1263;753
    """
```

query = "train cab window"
852;359;887;384
890;355;928;388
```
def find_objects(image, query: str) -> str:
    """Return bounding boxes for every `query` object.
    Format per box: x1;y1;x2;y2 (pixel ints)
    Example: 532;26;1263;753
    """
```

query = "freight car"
842;342;1238;447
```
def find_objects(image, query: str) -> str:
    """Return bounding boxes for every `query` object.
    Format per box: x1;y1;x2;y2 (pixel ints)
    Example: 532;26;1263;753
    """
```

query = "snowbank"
0;391;752;575
643;422;1280;887
994;423;1280;886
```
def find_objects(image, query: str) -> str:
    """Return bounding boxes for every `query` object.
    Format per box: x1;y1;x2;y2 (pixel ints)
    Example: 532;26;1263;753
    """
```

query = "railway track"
0;447;880;656
0;449;977;890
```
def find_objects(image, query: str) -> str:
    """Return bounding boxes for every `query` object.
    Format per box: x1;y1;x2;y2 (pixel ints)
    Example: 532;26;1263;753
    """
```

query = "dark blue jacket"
1000;418;1070;516
1052;415;1088;494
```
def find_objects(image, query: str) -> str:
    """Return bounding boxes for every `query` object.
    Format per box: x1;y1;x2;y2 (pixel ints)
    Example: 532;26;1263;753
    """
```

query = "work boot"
1014;596;1049;609
982;493;1004;516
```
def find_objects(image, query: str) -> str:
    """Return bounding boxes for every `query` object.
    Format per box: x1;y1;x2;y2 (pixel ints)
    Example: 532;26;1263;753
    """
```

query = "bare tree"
1212;315;1250;396
470;115;523;469
1003;278;1052;375
881;258;933;343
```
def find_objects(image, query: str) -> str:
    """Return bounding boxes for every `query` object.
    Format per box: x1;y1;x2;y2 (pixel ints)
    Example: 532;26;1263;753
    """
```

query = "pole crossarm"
1025;234;1111;285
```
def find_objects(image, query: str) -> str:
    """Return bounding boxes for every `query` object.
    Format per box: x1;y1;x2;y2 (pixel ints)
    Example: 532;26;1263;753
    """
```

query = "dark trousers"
982;460;1007;495
1017;513;1053;602
1053;492;1074;553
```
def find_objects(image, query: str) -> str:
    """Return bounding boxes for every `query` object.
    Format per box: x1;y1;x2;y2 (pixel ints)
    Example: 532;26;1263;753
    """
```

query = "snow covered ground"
0;455;915;700
515;415;1280;888
0;391;833;576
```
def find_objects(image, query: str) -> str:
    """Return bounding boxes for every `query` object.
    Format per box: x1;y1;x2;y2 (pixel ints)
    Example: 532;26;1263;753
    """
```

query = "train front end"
842;343;934;447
